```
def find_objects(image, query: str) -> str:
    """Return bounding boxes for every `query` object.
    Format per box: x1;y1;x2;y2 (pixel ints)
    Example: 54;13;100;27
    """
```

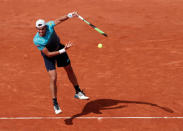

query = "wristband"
59;48;66;54
67;13;73;18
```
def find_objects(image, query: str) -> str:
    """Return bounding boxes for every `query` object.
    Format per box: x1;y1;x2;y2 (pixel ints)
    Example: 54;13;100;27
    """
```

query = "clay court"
1;0;183;130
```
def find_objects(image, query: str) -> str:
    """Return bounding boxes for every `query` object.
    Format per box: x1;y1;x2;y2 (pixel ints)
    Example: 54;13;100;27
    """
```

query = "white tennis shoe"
54;104;62;114
75;91;89;100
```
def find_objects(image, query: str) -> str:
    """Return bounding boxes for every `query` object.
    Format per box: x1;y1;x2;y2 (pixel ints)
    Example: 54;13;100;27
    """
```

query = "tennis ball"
98;43;103;48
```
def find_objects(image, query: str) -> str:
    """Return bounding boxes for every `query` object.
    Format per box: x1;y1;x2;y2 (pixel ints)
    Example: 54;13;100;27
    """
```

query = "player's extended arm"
54;12;78;26
41;42;72;57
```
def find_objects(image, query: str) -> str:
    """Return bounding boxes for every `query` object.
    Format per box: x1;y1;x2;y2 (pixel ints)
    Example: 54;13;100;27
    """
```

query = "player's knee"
50;76;57;82
48;71;57;82
65;64;73;73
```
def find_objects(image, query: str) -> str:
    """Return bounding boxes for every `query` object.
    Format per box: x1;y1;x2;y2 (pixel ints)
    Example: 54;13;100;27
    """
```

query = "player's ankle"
52;98;58;105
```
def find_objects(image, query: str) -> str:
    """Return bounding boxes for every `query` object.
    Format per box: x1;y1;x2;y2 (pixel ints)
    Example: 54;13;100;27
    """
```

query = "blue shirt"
33;21;62;51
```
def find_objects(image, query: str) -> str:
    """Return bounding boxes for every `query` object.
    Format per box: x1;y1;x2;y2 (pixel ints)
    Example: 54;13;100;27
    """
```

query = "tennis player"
33;12;89;114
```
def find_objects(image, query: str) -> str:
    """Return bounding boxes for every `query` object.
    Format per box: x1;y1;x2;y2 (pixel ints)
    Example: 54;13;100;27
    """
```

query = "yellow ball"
98;43;103;48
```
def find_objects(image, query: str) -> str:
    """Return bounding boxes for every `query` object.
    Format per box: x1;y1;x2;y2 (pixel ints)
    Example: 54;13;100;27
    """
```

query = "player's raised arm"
54;12;78;26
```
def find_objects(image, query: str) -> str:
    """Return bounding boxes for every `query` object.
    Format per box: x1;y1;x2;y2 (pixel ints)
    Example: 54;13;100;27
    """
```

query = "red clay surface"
1;0;183;130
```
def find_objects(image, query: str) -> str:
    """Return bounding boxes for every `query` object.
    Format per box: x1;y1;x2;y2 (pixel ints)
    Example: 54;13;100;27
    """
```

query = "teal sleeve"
47;21;55;28
37;45;45;51
33;37;46;51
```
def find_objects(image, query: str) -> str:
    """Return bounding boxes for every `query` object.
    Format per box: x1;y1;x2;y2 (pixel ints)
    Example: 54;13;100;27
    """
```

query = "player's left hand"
65;41;73;50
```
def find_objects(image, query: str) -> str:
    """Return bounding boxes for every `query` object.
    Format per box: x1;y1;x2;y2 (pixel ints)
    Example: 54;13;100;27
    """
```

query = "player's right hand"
72;11;78;17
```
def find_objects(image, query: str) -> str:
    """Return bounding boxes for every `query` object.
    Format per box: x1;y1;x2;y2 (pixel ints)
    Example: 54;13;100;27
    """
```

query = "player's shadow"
64;99;174;125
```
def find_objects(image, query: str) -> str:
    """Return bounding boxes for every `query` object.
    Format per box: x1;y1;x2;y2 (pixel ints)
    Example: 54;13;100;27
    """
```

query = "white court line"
0;117;183;120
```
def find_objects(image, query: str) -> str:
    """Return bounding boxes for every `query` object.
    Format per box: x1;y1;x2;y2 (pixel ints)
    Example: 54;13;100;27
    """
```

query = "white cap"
36;19;46;28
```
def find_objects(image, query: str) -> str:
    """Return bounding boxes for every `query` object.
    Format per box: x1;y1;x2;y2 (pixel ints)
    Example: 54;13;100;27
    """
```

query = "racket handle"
78;15;84;20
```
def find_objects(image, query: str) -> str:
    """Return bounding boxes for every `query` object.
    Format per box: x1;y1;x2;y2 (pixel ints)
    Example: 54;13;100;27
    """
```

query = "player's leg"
56;52;89;100
48;69;62;114
56;52;80;93
41;52;62;114
64;64;89;100
48;70;57;99
64;64;79;92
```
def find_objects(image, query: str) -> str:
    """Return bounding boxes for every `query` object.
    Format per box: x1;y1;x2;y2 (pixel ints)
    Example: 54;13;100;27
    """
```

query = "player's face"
37;26;46;37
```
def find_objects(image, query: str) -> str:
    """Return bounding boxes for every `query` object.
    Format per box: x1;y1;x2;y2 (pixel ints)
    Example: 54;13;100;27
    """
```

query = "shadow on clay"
64;99;174;125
